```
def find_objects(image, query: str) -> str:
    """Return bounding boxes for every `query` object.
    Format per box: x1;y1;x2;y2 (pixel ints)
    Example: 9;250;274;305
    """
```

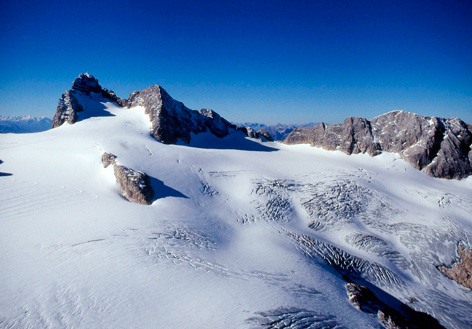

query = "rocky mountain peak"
51;75;239;144
71;73;102;94
285;111;472;179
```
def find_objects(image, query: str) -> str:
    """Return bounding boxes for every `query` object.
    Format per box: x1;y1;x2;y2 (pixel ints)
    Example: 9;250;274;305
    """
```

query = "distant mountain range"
0;115;52;133
235;122;319;141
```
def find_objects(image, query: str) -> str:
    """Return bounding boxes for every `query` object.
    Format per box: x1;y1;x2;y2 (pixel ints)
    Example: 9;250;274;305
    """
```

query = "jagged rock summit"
51;73;252;144
285;110;472;179
51;73;128;128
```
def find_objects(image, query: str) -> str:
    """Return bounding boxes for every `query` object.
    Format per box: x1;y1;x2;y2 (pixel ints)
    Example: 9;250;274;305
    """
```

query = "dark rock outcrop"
101;152;117;168
257;128;274;141
113;165;154;205
438;244;472;290
101;152;153;205
51;74;247;144
346;283;444;329
51;91;84;127
125;86;234;144
285;111;472;179
52;73;127;128
239;126;274;141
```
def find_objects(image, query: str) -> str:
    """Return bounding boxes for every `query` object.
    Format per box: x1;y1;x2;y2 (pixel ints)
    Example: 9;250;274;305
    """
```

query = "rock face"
51;91;84;127
101;152;153;205
113;165;154;205
438;244;472;290
125;86;234;144
257;128;274;141
239;126;274;141
52;73;127;128
285;111;472;179
345;283;444;329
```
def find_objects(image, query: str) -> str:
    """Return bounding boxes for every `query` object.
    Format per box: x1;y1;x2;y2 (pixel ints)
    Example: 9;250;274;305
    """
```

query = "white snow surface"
1;96;472;328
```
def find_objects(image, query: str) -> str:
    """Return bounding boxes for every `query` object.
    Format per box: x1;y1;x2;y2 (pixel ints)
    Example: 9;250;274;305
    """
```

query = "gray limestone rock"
284;110;472;179
101;152;117;168
51;91;83;128
244;126;259;139
200;108;232;138
126;86;232;144
52;73;128;128
113;165;154;205
71;73;102;94
257;128;274;141
438;244;472;290
238;126;274;142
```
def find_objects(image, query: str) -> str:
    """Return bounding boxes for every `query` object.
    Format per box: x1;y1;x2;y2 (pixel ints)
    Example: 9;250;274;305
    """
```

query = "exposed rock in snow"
113;165;154;205
285;111;472;179
51;73;128;128
71;73;102;94
241;126;259;139
257;128;274;141
51;91;84;128
238;126;274;141
101;152;117;168
345;283;444;329
438;244;472;290
125;86;233;144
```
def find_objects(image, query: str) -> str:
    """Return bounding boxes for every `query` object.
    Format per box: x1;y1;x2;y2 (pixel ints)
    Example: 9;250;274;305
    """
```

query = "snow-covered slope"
1;94;471;328
0;115;52;133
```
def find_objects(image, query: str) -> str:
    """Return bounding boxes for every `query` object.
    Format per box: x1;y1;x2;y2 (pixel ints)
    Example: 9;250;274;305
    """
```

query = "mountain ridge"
285;110;472;179
50;73;472;179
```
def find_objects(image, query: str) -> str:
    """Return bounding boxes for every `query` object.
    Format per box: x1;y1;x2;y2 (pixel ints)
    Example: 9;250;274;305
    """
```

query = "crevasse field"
1;94;471;328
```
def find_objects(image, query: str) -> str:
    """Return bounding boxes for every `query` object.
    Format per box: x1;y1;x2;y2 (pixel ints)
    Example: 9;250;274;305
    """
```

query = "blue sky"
1;0;471;124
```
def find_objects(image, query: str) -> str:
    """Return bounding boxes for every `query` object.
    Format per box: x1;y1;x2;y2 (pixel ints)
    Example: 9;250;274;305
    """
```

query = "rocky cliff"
52;73;127;128
124;86;234;144
52;74;236;144
285;111;472;179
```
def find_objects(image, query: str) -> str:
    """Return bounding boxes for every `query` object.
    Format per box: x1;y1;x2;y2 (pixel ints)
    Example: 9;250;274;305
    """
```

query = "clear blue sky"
1;0;471;124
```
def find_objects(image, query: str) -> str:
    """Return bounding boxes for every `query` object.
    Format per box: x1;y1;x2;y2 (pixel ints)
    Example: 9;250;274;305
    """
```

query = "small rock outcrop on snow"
285;111;472;179
101;152;153;205
438;244;472;290
113;165;154;205
101;152;117;168
239;126;274;141
345;283;444;329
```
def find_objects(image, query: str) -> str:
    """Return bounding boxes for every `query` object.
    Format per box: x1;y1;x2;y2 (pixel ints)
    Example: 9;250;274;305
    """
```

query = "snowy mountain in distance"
1;74;472;329
0;115;52;133
237;122;319;141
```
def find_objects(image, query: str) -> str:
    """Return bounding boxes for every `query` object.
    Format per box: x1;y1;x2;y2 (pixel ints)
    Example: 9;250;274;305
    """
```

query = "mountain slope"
1;77;472;328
